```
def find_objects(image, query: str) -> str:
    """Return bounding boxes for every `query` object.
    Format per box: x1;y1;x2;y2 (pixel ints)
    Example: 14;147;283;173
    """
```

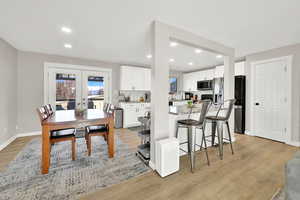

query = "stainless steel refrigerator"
213;78;224;104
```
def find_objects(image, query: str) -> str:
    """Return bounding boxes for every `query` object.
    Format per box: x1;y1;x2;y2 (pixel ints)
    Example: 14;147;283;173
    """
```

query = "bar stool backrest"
223;99;236;120
199;100;211;124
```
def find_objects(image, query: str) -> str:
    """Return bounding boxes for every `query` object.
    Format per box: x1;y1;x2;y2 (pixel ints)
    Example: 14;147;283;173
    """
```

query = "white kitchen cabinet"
235;61;245;76
215;66;224;78
183;73;197;91
120;102;150;128
213;61;245;78
120;66;151;91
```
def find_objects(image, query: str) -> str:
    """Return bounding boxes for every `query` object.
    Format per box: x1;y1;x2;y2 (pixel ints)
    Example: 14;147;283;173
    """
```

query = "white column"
150;22;170;168
223;55;235;140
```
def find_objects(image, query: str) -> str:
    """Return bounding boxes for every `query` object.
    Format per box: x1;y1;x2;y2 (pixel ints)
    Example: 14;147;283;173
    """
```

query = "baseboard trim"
0;131;41;151
149;160;156;170
286;141;300;147
17;131;41;138
0;135;17;151
244;130;253;136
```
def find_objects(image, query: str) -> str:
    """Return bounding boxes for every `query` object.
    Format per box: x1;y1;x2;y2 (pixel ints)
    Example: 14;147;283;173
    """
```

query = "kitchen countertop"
119;101;150;104
169;104;224;115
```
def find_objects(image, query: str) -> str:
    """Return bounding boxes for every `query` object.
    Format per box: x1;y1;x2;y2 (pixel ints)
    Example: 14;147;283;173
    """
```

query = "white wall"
0;38;18;146
245;44;300;142
17;51;121;134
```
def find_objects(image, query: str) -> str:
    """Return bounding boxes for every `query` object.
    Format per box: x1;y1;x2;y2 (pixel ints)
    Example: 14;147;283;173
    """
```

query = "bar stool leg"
202;127;210;166
226;121;234;155
187;126;194;172
217;121;223;160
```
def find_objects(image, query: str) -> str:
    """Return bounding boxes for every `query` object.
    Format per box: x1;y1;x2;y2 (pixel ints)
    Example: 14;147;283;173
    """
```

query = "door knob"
255;103;260;106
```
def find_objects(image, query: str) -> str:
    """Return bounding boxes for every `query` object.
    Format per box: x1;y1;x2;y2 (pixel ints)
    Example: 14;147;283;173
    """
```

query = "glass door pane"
48;69;82;111
87;76;104;109
82;71;109;110
55;73;77;110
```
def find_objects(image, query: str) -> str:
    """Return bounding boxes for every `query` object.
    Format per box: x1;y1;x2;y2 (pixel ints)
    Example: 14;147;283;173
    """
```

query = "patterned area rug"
0;136;150;200
272;189;285;200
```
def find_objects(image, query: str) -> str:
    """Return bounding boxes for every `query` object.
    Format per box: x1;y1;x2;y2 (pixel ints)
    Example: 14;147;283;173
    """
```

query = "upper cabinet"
214;61;245;77
182;62;246;91
234;61;245;76
120;66;151;91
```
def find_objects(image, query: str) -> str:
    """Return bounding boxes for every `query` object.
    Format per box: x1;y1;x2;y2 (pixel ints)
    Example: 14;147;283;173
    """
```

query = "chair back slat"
36;106;49;123
199;100;212;124
103;103;109;112
45;104;54;115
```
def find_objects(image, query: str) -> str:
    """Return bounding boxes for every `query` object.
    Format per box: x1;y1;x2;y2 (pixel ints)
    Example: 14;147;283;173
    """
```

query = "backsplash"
118;90;151;102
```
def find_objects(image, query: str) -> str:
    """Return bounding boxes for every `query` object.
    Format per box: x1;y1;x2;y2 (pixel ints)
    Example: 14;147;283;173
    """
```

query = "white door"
47;68;110;111
253;59;288;142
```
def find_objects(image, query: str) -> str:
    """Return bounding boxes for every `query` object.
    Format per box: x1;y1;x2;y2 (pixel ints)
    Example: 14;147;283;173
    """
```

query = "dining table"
40;109;114;174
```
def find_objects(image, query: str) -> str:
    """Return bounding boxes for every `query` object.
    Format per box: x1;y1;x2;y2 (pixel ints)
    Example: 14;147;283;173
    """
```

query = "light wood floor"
0;131;298;200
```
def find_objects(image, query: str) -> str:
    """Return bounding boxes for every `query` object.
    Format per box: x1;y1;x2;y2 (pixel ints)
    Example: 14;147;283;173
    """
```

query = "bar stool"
203;99;236;160
175;100;211;172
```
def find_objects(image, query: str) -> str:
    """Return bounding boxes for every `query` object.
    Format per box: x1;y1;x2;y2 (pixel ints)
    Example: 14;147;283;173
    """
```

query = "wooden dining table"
41;109;114;174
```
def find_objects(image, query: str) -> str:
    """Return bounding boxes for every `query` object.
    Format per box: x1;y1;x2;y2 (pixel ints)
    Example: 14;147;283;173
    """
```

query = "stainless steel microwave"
197;80;213;90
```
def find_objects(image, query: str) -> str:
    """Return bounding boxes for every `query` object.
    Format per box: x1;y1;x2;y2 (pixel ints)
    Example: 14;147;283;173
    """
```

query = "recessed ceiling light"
146;54;152;59
61;26;72;34
216;55;223;58
195;49;203;54
64;43;72;49
170;42;178;47
169;58;175;62
188;62;193;66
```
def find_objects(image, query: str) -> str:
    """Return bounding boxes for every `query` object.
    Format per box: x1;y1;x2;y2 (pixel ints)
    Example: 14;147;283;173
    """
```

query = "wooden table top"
42;109;113;126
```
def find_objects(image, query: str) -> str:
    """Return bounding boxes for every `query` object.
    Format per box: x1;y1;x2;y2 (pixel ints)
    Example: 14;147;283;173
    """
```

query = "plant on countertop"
187;100;193;108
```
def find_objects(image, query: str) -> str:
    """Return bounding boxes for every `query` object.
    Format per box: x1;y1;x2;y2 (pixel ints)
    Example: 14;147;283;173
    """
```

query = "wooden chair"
84;103;114;156
37;105;77;161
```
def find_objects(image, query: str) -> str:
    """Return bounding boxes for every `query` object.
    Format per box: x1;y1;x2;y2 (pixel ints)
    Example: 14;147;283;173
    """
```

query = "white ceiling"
168;42;223;71
1;0;300;71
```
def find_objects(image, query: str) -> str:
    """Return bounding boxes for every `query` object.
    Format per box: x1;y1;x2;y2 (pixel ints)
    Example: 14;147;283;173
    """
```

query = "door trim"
250;56;293;144
44;62;112;106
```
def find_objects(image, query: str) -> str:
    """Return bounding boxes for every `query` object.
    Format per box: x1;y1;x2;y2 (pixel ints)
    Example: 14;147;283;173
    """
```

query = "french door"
47;67;110;111
253;58;288;142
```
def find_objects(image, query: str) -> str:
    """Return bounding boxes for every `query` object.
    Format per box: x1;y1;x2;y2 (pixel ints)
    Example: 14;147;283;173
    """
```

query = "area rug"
0;136;150;200
272;188;285;200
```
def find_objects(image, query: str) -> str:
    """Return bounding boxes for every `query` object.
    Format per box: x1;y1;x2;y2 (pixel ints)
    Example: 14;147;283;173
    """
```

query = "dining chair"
37;105;77;161
84;103;114;156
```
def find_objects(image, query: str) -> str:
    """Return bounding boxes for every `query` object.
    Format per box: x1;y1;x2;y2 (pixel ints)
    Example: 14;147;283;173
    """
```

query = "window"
169;77;177;93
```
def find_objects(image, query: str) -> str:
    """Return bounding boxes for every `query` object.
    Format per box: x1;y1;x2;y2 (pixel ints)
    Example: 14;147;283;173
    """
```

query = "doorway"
44;63;111;111
251;56;292;142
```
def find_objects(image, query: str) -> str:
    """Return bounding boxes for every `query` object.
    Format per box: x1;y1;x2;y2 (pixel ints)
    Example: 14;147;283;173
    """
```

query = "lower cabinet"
120;103;150;128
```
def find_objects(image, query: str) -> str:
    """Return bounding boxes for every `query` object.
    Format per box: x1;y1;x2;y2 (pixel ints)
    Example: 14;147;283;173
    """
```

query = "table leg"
187;126;194;172
108;118;115;158
41;125;50;174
